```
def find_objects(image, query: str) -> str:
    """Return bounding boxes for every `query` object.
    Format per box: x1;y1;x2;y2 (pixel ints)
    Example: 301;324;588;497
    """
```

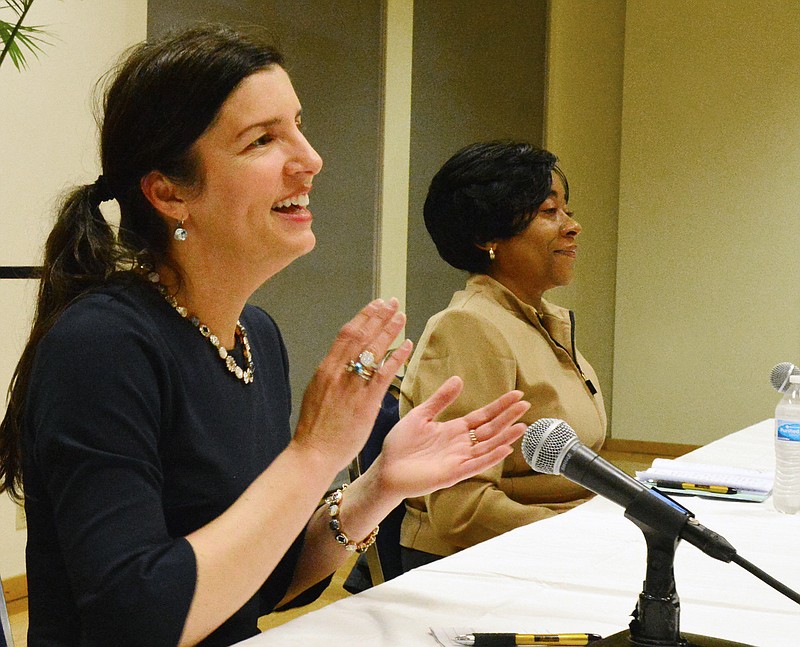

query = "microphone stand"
592;489;755;647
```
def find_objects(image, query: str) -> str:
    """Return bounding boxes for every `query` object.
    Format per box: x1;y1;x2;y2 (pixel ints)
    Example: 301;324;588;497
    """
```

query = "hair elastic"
91;175;114;204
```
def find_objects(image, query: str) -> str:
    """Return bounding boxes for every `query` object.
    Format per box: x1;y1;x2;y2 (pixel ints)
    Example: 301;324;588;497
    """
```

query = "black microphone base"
592;630;756;647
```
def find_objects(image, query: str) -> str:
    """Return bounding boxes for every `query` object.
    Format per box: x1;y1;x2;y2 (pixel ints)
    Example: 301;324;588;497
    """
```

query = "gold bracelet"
325;484;379;553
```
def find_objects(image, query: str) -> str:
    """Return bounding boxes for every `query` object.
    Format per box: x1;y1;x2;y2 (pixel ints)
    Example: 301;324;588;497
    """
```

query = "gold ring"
468;430;479;446
346;359;375;381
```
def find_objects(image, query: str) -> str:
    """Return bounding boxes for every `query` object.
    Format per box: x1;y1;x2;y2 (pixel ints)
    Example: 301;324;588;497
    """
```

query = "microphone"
521;418;737;562
523;417;800;639
769;361;800;392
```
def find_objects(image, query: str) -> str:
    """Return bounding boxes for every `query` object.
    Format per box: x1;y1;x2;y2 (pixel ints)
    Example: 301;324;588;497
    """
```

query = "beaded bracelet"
325;484;379;553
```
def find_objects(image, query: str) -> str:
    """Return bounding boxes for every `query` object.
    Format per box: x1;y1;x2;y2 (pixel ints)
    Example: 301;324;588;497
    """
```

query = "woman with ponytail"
0;25;530;647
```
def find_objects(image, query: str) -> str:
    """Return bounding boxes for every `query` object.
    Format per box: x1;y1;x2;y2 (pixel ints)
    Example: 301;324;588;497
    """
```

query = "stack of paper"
636;458;773;502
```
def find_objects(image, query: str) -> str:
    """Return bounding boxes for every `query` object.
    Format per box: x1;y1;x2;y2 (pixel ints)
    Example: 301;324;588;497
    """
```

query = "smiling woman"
0;25;532;647
140;65;324;319
399;141;608;570
485;171;581;309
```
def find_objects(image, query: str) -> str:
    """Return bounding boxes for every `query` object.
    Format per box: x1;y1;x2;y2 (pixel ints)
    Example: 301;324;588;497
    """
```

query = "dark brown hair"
0;24;284;501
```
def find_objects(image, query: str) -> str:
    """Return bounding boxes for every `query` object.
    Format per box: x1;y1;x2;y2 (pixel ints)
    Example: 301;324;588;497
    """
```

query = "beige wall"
0;0;147;579
544;0;800;445
544;0;626;428
611;0;800;443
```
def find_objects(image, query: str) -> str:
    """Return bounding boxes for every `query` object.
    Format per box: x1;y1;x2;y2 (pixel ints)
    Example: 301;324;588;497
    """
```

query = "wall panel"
612;0;800;443
149;2;384;424
405;0;549;342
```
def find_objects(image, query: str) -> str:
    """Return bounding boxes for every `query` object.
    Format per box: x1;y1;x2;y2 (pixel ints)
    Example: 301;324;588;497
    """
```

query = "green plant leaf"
1;22;47;70
0;0;50;73
4;1;30;13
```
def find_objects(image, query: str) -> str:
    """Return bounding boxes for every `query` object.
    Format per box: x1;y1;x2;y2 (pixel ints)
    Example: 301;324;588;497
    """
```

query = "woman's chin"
299;231;317;255
283;232;317;266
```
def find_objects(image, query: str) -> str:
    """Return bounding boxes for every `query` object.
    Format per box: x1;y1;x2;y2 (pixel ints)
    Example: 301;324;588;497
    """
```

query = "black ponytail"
0;182;120;501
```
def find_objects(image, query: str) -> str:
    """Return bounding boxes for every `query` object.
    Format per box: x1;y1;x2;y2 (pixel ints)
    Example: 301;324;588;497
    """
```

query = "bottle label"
776;419;800;441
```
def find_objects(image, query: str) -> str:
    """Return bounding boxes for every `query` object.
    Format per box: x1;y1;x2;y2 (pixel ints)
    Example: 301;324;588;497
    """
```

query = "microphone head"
770;362;799;392
522;418;579;475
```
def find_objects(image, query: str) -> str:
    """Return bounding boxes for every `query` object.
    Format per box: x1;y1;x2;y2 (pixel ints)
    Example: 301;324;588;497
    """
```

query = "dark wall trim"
0;267;42;279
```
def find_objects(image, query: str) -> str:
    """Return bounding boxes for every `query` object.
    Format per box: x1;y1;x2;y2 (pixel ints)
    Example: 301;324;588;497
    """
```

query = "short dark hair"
423;141;569;273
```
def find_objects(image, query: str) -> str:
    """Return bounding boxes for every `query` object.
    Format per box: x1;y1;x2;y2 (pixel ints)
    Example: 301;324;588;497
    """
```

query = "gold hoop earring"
488;247;496;261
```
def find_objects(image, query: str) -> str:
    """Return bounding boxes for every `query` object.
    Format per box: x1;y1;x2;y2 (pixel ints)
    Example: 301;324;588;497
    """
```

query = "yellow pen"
454;633;602;646
652;480;737;495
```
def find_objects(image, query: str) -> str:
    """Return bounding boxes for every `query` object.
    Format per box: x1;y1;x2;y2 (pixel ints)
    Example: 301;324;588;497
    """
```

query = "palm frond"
1;24;47;69
0;0;48;73
3;1;30;13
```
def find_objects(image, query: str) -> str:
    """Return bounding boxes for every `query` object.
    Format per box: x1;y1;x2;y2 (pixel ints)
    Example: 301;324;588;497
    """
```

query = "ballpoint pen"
650;480;737;495
453;633;602;646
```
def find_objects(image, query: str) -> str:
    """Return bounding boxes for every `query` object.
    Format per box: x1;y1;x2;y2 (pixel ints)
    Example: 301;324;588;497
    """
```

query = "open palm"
374;376;529;500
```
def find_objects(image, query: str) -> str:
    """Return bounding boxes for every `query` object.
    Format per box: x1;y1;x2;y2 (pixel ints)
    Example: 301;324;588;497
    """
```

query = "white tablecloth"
238;420;800;646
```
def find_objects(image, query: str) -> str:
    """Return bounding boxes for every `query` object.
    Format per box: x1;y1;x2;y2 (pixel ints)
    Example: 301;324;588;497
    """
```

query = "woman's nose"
286;132;323;177
561;211;581;237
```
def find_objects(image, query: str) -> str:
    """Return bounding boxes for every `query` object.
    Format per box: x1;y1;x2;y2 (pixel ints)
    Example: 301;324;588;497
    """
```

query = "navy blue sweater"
22;280;328;646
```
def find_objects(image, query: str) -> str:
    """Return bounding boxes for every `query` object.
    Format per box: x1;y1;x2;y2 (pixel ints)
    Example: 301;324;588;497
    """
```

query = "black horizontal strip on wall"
0;266;42;279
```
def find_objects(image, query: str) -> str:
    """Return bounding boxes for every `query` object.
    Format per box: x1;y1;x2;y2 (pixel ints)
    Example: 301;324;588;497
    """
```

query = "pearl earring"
488;247;496;261
173;221;188;241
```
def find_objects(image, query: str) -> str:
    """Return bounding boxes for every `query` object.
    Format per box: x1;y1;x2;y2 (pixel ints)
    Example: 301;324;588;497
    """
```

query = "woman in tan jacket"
400;141;607;570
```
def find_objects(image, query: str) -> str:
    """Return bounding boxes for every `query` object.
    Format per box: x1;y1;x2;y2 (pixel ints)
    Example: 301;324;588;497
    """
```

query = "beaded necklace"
144;270;255;384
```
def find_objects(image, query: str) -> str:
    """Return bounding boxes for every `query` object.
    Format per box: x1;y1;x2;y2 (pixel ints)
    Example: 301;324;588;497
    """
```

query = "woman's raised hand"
371;377;530;500
292;298;413;473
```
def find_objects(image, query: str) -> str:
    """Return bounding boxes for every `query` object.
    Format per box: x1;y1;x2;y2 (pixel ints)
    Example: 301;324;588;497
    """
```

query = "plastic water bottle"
774;374;800;513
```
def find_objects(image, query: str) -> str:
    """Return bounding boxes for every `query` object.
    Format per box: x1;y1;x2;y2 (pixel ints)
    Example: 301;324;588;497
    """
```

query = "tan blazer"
400;274;607;556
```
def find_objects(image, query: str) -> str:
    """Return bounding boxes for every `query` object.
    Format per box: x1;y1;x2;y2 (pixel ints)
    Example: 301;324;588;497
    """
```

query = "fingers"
346;297;397;333
345;298;404;353
456;442;518;479
469;398;530;445
461;389;526;433
328;299;392;362
327;298;407;375
439;420;528;488
470;416;528;455
410;376;464;421
370;310;407;358
459;415;528;477
375;339;413;382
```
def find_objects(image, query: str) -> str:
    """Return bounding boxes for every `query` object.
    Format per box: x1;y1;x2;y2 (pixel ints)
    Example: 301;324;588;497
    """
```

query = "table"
239;420;800;646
